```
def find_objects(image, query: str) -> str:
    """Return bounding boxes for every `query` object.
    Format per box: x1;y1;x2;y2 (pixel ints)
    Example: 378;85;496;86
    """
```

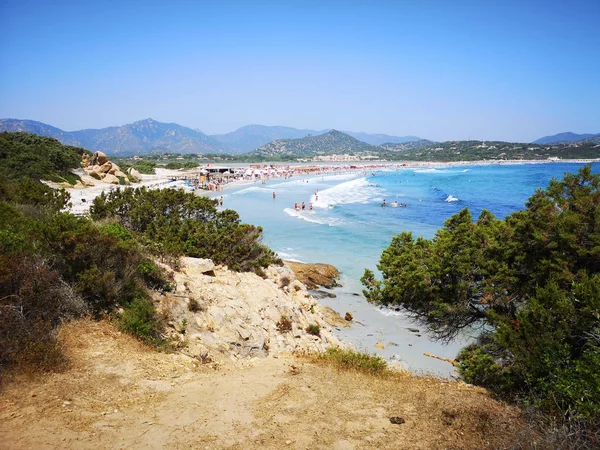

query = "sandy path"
0;320;524;450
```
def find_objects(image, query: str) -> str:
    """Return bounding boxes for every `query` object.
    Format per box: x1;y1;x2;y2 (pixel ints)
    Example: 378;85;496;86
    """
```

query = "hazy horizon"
1;0;599;142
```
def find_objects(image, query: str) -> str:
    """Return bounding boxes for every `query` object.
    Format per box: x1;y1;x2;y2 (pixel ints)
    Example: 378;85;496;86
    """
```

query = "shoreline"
64;158;599;216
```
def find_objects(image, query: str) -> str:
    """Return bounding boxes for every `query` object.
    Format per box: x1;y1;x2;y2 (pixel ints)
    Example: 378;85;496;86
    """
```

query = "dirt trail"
0;320;524;449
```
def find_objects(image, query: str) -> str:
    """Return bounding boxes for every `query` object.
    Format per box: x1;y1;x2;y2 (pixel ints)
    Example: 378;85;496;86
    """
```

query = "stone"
127;167;142;179
237;326;251;341
389;416;405;425
344;312;353;321
99;162;113;173
91;151;109;166
182;257;216;275
102;173;118;184
320;306;350;328
285;261;340;289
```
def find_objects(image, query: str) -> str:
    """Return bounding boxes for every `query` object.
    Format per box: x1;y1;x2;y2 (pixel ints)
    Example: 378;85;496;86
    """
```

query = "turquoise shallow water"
210;162;599;376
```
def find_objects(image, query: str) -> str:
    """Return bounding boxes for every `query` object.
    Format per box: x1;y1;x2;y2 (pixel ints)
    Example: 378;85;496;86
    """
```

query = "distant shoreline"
65;158;599;215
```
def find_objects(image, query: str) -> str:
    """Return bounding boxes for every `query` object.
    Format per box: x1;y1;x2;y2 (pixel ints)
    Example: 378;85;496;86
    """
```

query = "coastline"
65;158;599;216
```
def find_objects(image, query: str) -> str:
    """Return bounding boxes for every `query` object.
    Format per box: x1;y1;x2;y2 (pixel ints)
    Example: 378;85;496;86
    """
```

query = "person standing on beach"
301;201;306;210
273;192;276;199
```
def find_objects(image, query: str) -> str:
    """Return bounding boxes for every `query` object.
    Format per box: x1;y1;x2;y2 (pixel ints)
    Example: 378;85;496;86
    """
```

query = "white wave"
462;169;468;172
445;195;459;202
311;177;382;209
376;306;407;317
413;168;444;174
275;251;303;261
283;208;343;226
232;186;272;195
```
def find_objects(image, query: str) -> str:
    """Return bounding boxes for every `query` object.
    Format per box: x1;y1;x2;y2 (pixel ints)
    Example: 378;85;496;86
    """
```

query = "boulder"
285;261;340;289
91;151;109;166
99;162;112;173
102;173;119;184
344;312;353;322
321;306;350;328
127;167;142;180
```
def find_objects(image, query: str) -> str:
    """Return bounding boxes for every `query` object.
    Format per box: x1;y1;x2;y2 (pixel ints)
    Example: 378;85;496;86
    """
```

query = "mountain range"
0;118;422;156
533;132;600;145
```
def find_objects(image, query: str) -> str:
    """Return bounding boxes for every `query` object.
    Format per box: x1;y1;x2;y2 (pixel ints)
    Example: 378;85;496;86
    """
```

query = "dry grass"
1;319;539;450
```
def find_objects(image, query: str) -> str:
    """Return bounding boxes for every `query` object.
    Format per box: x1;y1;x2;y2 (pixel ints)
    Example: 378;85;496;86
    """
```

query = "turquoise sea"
211;162;599;377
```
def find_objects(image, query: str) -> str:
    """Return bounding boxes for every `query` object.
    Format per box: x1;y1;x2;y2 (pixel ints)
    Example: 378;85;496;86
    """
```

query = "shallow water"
209;162;599;377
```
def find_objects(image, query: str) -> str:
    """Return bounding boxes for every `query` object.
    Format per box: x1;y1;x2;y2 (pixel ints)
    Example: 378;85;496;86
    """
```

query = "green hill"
252;130;379;157
0;131;89;185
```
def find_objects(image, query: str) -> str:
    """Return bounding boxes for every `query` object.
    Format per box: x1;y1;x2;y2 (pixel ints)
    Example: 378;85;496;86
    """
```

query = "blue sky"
0;0;598;142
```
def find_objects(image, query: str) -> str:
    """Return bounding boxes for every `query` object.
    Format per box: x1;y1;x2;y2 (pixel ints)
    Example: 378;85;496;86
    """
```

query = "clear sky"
0;0;598;142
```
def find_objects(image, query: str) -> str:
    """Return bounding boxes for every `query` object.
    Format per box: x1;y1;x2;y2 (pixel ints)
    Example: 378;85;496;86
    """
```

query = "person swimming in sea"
390;201;398;207
301;201;306;210
294;202;299;211
381;199;386;207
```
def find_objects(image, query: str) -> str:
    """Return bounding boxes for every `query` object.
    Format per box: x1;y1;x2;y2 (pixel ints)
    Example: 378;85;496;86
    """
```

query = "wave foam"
232;186;272;195
283;208;343;226
445;195;459;202
311;177;382;209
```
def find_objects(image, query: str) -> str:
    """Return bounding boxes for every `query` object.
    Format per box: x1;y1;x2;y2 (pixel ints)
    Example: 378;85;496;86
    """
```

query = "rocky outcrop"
81;151;130;185
284;261;340;290
156;258;344;365
126;167;142;182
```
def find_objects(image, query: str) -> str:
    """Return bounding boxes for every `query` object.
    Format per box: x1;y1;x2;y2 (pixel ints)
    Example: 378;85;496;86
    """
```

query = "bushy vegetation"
316;348;387;375
363;166;600;429
113;159;158;175
89;186;282;273
305;323;321;336
0;132;88;182
0;134;171;374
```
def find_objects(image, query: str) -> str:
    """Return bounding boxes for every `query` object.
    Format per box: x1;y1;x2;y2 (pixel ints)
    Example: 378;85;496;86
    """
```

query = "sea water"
211;162;599;376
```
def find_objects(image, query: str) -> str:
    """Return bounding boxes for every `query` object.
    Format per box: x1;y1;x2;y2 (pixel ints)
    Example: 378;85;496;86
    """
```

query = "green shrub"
318;348;387;375
364;166;600;423
118;296;163;345
306;323;320;336
89;171;101;180
90;187;282;273
61;172;80;185
276;315;292;332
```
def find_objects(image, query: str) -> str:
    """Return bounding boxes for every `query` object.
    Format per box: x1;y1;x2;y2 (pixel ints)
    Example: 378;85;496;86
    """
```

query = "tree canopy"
362;165;600;421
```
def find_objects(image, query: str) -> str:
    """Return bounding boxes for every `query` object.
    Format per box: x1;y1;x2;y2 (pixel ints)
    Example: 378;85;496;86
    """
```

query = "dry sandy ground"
0;320;525;450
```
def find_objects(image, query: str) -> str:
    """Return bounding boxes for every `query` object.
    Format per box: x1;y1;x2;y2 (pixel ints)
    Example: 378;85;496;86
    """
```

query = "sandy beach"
64;158;600;216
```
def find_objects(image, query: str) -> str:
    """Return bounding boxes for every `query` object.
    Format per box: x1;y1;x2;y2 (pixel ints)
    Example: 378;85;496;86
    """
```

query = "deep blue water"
210;162;599;376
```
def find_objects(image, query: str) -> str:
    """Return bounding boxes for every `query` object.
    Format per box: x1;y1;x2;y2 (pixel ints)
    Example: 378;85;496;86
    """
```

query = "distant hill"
380;140;437;151
72;119;226;156
344;131;422;145
252;130;379;157
0;118;423;155
386;140;600;162
211;125;326;153
533;132;600;145
0;118;227;156
0;119;81;146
